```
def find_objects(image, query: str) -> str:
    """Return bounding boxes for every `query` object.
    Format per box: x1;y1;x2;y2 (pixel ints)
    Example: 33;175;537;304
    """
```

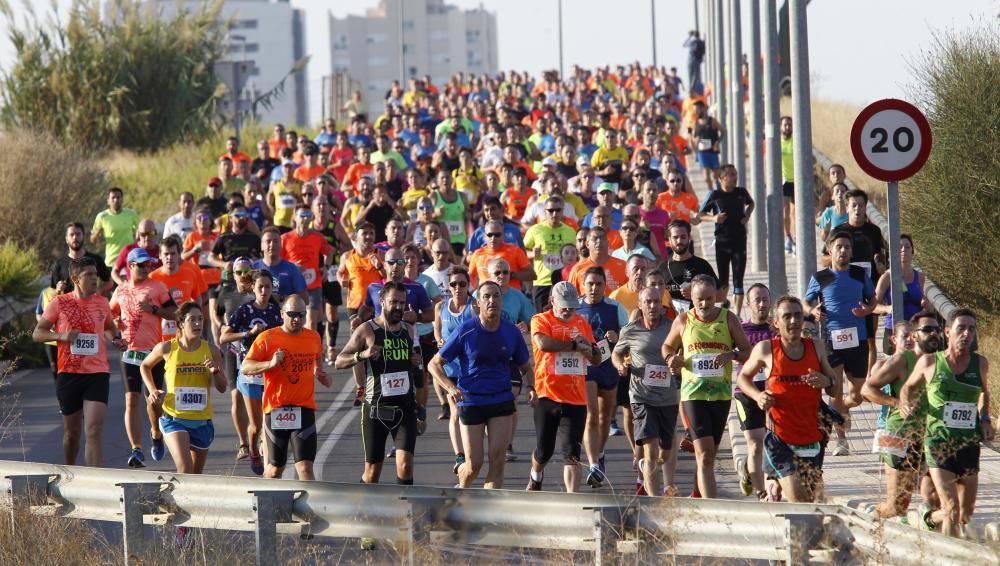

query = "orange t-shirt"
503;186;532;219
246;327;323;414
281;230;333;290
530;310;595;406
183;231;221;286
149;264;206;339
343;162;374;192
467;243;531;291
110;279;172;351
219;151;252;166
293;164;327;183
43;293;111;375
339;250;382;309
567;257;628;297
656;190;701;221
267;139;288;160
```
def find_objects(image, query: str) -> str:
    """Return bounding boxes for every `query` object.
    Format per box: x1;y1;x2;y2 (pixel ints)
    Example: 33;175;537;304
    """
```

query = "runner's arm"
871;271;891;315
736;341;770;406
862;358;898;407
333;323;373;369
661;315;685;369
980;356;993;441
813;338;839;396
898;353;933;418
140;341;169;403
32;317;64;343
208;343;227;393
532;332;576;353
728;311;752;363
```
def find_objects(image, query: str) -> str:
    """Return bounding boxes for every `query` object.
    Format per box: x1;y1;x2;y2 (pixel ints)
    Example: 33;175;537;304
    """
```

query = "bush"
0;0;227;152
0;128;108;265
902;22;1000;325
0;240;40;304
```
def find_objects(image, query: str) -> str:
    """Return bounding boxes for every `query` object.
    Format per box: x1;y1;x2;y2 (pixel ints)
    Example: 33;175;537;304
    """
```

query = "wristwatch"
151;304;160;315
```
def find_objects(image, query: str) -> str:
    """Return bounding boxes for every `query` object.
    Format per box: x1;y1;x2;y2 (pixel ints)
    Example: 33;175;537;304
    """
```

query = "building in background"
330;0;498;117
151;0;308;128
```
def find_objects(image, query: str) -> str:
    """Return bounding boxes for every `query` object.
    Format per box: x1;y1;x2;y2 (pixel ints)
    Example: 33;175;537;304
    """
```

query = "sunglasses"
621;226;636;232
449;280;469;288
668;179;683;184
196;215;212;221
232;212;249;219
492;270;510;275
546;208;562;213
915;325;941;334
296;212;314;219
138;231;156;238
284;311;306;319
486;232;502;238
418;205;434;211
234;269;253;276
131;261;152;268
385;259;406;266
431;249;449;255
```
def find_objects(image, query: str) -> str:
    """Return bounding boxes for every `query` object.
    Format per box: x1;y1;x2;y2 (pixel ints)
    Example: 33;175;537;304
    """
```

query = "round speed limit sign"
850;98;932;182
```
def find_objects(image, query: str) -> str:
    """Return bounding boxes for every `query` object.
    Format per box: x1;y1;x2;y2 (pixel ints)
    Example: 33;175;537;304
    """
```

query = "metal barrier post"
783;512;825;564
251;490;297;565
592;506;623;566
404;496;451;566
118;482;164;565
5;474;58;528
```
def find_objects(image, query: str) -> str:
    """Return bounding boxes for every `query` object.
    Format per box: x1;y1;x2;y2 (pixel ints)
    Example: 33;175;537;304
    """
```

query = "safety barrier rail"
2;460;994;565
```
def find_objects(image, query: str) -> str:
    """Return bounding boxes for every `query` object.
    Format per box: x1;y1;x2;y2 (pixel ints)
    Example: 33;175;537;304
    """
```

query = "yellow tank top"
271;180;299;228
679;308;734;402
163;338;214;420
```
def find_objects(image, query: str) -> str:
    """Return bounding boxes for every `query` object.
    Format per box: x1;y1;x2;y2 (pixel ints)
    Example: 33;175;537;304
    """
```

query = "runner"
736;295;838;503
163;192;196;241
779;116;796;254
613;287;678;496
434;267;477;475
900;309;992;537
430;280;531;488
50;222;113;296
111;219;161;287
32;257;125;467
220;269;284;475
241;296;330;480
91;186;140;271
432;169;471;257
208;205;262;267
733;284;776;497
467;220;534;291
254;227;307;302
691;102;722;187
804;231;876;456
661;219;720;314
527;281;602;493
109;247;177;467
281;204;335;331
312;195;352;363
663;274;751;498
335;282;421;485
873;235;925;355
567;227;628;297
339;222;384;406
699;164;754;315
523;194;577;311
181;209;221;292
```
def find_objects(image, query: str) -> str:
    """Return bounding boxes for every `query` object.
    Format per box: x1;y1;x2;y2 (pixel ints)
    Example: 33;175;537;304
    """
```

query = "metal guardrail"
812;150;958;320
2;460;995;565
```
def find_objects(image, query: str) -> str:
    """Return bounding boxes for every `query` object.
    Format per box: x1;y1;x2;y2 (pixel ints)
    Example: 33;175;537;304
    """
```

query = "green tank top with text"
680;308;733;402
924;351;982;447
883;350;925;442
434;191;466;243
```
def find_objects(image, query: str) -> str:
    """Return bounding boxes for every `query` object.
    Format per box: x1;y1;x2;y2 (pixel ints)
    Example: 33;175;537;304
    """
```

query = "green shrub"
0;241;40;304
902;22;1000;325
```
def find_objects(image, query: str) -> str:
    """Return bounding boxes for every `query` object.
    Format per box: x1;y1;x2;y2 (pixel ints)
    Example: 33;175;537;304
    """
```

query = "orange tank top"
505;187;531;219
344;250;381;309
766;337;823;445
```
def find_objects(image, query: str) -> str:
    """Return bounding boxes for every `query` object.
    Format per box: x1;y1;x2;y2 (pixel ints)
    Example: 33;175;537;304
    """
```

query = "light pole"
748;0;766;272
558;0;564;77
790;0;816;296
762;0;787;295
651;0;657;67
230;34;246;139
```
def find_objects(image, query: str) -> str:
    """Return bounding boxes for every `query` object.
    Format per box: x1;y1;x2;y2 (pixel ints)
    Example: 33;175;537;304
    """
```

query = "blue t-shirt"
582;208;623;230
364;279;433;317
252;259;306;299
818;207;849;233
415;273;441;337
577;299;628;379
578;144;599;161
438;317;530;407
467;222;524;254
473;286;536;325
804;268;875;340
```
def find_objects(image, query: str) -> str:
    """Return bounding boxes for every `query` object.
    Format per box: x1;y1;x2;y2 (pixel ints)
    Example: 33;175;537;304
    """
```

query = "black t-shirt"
366;203;395;242
831;220;884;281
386;178;405;202
556;163;579;180
700;187;754;241
197;196;229;218
251;157;279;179
439;153;461;174
212;232;262;262
50;251;112;291
661;254;718;300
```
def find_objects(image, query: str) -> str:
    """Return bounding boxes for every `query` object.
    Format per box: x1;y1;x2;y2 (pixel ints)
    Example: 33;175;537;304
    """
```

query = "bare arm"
872;272;891;315
141;341;169;405
899;353;934;419
661;314;686;370
207;343;227;393
736;341;771;408
862;358;897;407
728;311;752;363
334;323;376;369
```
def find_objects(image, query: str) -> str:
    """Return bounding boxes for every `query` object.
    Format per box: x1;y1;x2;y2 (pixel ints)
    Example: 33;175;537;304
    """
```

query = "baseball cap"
541;156;557;167
597;182;617;193
576;156;591;168
551;281;580;309
127;247;153;264
207;177;223;188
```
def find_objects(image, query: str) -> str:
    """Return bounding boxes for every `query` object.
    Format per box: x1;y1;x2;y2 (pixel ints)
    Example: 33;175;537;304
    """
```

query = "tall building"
151;0;308;127
330;0;498;117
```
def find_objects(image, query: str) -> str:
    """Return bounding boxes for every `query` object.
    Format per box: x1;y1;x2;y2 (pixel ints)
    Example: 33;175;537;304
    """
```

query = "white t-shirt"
421;265;451;298
522;199;578;226
162;213;193;241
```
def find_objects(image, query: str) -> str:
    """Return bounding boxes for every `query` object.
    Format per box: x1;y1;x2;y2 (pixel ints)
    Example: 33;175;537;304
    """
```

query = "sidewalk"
686;160;1000;540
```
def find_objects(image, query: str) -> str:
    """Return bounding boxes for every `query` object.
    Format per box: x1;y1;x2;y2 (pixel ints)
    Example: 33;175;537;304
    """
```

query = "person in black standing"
699;164;754;315
51;222;112;295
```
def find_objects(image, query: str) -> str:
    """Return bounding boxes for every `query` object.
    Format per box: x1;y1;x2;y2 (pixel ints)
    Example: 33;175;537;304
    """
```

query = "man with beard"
51;222;112;295
863;311;941;521
661;220;719;316
209;205;262;267
336;283;422;485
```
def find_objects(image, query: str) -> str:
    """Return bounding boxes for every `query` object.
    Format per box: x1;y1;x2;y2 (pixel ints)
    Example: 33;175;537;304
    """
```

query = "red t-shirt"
281;230;333;290
43;293;111;374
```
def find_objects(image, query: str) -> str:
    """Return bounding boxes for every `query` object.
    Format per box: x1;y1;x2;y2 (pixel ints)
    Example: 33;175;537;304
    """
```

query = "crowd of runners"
31;60;991;539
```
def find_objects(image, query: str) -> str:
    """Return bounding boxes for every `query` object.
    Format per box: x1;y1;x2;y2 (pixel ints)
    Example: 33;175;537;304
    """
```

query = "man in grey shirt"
612;287;678;496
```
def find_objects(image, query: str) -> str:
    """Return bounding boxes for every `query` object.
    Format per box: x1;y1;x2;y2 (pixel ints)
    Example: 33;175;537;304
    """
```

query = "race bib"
161;319;177;336
271;406;302;430
554;351;586;375
445;220;463;235
830;327;859;350
198;251;212;267
302;268;316;285
872;429;908;458
279;194;296;209
241;372;264;386
174;387;208;412
597;339;611;363
123;349;150;366
943;401;977;430
690;353;724;379
542;253;563;271
790;442;821;458
697;139;712;151
325;266;337;283
70;333;99;356
380;370;410;396
671;299;691;314
643;364;671;388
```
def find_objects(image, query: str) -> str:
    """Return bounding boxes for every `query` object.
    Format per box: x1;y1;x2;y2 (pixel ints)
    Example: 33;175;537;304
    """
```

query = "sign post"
850;99;932;326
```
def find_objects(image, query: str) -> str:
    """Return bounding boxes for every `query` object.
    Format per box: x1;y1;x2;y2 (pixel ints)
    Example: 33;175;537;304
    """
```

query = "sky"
0;0;996;124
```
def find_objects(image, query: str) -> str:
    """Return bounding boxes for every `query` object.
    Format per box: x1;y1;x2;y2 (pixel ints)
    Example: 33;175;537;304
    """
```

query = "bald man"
112;218;161;286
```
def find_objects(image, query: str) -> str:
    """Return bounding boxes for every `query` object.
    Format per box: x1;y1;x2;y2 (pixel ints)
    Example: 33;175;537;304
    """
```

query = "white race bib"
642;364;671;388
597;339;611;363
554;351;586;375
174;387;208;412
671;299;691;314
271;406;302;430
753;367;767;382
380;370;410;396
123;349;150;366
830;327;859;350
690;353;724;378
70;333;99;356
697;139;712;151
279;194;297;209
790;442;821;458
943;401;977;430
161;319;177;336
873;429;908;458
542;253;563;271
445;220;464;235
198;251;212;267
241;371;264;386
301;268;316;285
325;266;337;283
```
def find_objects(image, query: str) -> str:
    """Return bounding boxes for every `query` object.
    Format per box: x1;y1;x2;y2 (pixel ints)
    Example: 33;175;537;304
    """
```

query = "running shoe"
415;405;427;436
127;448;145;468
438;407;450;420
690;488;702;498
636;481;647;496
831;439;850;456
236;444;250;461
765;480;782;502
353;386;364;407
918;504;934;531
526;478;542;491
360;537;377;550
174;526;189;548
386;446;396;459
738;458;753;497
679;434;695;453
609;418;624;436
598;454;606;474
505;444;518;462
662;485;679;497
452;454;465;475
250;454;264;476
586;466;606;489
785;237;793;254
151;436;165;462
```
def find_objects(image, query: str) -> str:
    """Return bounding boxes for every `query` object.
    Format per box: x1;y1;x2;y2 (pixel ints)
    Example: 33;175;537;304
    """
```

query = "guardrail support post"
250;490;296;565
404;496;448;566
592;506;623;566
783;512;824;565
118;482;163;565
5;474;57;528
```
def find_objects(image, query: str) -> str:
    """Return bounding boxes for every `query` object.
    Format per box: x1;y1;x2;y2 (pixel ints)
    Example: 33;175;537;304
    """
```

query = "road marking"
313;376;358;481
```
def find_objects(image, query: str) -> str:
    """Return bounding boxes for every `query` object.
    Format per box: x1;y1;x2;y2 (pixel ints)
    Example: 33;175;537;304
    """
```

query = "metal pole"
715;0;727;164
399;0;405;82
762;0;786;295
321;75;327;123
789;0;816;296
705;0;713;93
729;0;745;179
558;0;564;78
748;0;766;272
886;181;904;325
694;0;700;34
651;0;657;67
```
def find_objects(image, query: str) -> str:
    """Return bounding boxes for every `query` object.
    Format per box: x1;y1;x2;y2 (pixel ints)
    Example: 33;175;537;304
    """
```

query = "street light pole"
762;0;787;295
729;0;745;180
748;0;766;272
651;0;657;67
714;0;727;164
789;0;816;296
558;0;564;77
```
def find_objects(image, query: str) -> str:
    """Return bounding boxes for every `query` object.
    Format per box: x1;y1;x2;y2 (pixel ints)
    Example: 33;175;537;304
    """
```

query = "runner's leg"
484;415;513;489
81;400;106;467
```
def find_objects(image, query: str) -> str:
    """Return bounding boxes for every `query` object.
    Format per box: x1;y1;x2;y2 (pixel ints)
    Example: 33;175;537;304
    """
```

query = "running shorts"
682;399;730;445
56;372;110;415
264;407;317;467
631;402;679;450
458;399;516;426
160;415;215;451
361;399;418;464
763;429;823;481
532;397;587;465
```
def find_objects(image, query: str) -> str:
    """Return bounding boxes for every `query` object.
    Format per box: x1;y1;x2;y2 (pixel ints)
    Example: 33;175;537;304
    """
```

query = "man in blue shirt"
252;227;306;301
467;197;524;254
804;231;876;457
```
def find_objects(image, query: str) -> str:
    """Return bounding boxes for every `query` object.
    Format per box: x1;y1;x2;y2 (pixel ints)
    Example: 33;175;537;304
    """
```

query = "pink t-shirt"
640;207;671;258
43;293;111;374
110;279;172;351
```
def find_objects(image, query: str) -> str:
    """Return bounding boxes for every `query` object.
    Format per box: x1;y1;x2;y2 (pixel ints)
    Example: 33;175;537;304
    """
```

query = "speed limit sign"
850;98;932;182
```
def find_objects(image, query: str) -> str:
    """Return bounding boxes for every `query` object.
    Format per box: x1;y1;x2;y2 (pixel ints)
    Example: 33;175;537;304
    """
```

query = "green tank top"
924;351;982;445
680;308;733;402
434;190;466;243
883;350;924;440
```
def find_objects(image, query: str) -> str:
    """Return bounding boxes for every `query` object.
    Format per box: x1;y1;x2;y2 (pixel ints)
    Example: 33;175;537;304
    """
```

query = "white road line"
313;376;358;481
